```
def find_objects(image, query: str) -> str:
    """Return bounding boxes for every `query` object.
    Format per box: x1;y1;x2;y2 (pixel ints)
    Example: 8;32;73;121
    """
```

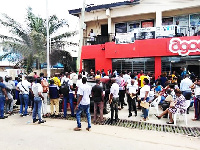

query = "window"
115;23;127;33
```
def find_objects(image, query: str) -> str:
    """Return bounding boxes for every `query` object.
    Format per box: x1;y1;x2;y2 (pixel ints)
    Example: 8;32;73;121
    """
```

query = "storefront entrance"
82;59;95;73
162;56;200;77
112;57;155;73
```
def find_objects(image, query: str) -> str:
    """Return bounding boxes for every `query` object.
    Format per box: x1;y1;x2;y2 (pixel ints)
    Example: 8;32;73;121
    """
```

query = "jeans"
76;104;91;128
141;97;149;119
182;91;192;100
23;94;29;115
0;96;5;118
110;97;119;123
5;98;13;113
64;93;74;117
19;94;23;114
32;97;42;121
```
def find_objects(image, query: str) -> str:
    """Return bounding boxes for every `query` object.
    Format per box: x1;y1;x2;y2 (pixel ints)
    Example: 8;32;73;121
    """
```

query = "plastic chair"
149;96;161;116
174;100;191;125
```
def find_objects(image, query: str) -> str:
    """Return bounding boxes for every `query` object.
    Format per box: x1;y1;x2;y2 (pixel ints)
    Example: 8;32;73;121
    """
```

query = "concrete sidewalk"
103;104;200;128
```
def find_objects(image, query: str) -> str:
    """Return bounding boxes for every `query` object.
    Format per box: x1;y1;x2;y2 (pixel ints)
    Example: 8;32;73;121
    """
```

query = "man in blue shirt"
0;76;8;119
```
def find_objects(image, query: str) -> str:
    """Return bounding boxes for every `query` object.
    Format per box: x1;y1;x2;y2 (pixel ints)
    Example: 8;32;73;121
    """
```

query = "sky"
0;0;123;32
0;0;124;56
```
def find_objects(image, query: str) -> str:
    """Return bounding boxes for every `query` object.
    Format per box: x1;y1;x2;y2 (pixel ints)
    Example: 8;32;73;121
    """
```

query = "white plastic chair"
174;100;191;125
149;96;161;116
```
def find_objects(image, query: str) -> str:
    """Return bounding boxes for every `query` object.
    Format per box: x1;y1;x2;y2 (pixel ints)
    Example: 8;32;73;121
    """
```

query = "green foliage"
0;7;77;74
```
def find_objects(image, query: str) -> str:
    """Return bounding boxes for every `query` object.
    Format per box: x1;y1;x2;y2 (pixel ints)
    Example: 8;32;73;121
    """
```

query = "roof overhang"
68;0;140;17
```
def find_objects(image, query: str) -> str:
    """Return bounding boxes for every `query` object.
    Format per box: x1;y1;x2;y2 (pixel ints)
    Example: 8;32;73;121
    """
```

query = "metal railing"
83;34;115;46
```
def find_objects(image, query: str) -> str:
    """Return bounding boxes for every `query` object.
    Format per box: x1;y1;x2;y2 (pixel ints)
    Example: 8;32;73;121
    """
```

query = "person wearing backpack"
61;73;74;118
40;73;49;118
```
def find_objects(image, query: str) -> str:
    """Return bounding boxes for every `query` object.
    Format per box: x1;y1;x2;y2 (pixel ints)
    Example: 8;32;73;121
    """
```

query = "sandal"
192;118;199;121
166;121;174;124
154;114;161;119
74;127;81;131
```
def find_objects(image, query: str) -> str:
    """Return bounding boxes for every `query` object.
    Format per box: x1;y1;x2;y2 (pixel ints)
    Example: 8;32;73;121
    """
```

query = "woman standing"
140;78;150;121
155;89;186;124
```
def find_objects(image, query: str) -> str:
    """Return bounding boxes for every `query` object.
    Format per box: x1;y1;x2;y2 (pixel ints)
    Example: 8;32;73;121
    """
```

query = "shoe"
121;106;124;109
154;114;161;119
123;103;127;106
33;119;39;123
42;115;47;118
86;127;91;131
192;118;199;121
140;118;146;121
135;114;137;117
166;121;174;124
74;127;81;131
118;107;121;110
128;114;132;117
38;120;45;124
0;116;7;119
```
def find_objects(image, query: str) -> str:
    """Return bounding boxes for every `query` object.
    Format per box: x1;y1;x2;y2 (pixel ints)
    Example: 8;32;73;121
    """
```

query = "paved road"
0;114;199;150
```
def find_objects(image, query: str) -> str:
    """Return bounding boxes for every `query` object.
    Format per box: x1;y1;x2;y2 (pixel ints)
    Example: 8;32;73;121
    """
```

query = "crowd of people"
0;68;200;131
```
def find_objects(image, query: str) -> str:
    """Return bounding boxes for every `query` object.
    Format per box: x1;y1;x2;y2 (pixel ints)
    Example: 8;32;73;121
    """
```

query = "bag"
41;78;49;93
60;80;69;96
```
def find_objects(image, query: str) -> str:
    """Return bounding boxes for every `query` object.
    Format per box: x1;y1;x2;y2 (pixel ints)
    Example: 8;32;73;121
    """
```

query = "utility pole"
77;0;86;73
46;0;50;78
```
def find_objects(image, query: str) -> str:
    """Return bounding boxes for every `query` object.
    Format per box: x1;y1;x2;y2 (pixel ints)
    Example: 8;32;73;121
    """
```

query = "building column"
106;9;112;35
156;10;162;27
155;56;161;80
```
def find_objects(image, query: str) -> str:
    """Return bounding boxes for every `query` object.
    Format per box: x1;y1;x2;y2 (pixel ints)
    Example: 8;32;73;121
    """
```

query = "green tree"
0;7;77;74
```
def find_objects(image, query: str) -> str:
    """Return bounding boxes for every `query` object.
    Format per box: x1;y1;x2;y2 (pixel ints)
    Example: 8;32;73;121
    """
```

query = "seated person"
155;89;186;124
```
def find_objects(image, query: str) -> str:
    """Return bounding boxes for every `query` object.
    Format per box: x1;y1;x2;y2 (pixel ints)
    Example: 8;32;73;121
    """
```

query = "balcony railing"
83;34;115;46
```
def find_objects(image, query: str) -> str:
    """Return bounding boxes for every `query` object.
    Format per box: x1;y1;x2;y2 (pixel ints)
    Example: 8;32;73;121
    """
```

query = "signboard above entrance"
169;38;200;56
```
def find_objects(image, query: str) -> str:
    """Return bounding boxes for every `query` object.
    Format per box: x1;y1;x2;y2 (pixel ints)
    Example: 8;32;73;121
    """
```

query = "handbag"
140;101;149;109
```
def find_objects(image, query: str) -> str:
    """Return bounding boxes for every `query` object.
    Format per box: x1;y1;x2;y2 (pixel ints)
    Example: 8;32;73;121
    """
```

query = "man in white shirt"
16;76;31;116
127;79;138;117
75;74;82;101
74;77;92;131
32;78;45;124
109;78;119;124
180;74;193;114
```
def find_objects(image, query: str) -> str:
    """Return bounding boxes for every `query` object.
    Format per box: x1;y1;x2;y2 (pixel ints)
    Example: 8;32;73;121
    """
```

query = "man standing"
180;74;193;114
32;78;45;124
62;73;74;118
4;76;14;114
92;79;104;124
0;77;8;119
116;73;126;109
16;76;31;116
126;79;138;117
75;74;82;101
109;78;119;124
49;80;60;117
74;77;92;131
40;73;49;118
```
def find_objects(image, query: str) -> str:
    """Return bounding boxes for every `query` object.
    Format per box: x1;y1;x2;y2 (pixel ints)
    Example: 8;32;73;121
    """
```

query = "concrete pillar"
156;10;162;27
108;17;112;34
